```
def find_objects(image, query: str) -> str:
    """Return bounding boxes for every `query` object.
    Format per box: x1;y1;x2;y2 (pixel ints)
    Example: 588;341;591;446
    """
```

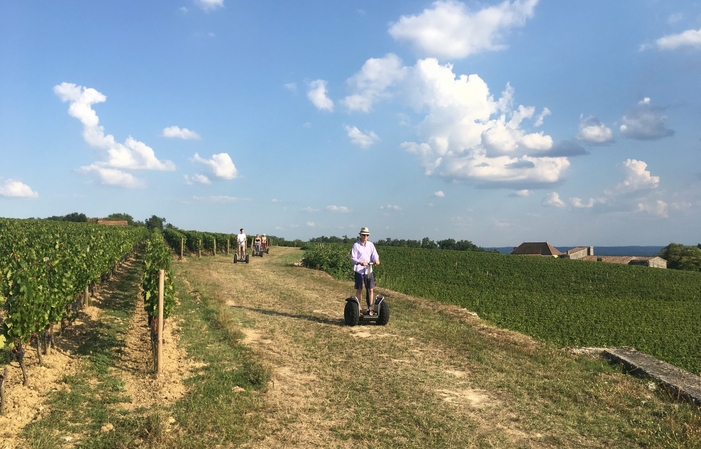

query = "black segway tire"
377;300;390;325
344;300;360;326
233;254;238;264
245;254;250;263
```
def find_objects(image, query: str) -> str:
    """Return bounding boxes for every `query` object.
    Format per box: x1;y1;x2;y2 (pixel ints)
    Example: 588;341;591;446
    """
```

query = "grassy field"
303;244;701;374
3;247;701;448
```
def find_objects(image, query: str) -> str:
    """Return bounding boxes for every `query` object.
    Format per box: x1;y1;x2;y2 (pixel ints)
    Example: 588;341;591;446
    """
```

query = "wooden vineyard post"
180;237;184;261
198;239;201;258
157;269;164;377
84;285;90;307
226;239;230;255
0;367;7;415
213;237;217;256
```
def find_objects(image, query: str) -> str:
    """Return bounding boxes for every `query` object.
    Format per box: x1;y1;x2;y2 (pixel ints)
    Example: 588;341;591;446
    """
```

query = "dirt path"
175;248;540;448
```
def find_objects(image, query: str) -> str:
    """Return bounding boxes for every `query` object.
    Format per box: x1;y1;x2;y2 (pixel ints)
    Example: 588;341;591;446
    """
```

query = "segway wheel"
266;248;269;254
233;254;238;264
344;300;359;326
377;300;390;325
245;254;250;263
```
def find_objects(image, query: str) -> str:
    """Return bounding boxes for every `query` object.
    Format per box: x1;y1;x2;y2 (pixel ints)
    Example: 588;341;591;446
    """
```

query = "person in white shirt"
350;227;380;315
237;228;247;260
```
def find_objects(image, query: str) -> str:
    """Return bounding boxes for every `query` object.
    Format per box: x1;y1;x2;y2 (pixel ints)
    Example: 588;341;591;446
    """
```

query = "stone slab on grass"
603;348;701;406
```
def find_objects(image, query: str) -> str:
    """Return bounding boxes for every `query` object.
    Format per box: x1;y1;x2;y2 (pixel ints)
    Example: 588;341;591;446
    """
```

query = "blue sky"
1;0;700;247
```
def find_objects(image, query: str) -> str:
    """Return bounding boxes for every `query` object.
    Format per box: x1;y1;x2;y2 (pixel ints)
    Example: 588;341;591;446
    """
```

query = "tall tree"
145;215;166;232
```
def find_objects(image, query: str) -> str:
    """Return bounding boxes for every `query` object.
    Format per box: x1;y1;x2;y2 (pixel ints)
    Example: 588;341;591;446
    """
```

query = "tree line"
307;235;493;252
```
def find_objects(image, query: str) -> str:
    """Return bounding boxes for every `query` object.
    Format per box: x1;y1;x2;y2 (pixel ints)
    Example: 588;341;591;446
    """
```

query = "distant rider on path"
237;228;247;260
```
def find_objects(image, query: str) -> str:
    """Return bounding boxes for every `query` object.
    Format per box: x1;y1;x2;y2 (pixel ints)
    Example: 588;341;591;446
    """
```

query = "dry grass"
174;247;701;448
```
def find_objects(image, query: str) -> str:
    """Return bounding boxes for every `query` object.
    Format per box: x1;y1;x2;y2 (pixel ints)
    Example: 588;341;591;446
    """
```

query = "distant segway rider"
351;227;380;315
261;234;268;251
254;234;262;254
237;228;247;260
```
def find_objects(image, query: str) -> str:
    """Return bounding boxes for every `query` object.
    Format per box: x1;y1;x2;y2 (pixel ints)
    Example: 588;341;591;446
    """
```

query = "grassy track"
6;247;701;448
174;248;701;448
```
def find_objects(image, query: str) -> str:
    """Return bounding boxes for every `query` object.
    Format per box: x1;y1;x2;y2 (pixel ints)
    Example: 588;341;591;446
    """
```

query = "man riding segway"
344;227;389;326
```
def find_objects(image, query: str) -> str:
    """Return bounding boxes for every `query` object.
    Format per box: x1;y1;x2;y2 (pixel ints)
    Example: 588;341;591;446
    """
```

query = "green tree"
145;215;166;232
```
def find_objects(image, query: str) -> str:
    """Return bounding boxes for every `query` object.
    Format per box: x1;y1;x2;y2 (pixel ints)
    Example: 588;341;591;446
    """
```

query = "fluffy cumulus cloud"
576;116;614;144
434;190;445;197
195;0;224;12
609;159;660;195
0;179;38;198
542;192;565;208
341;54;407;112
344;125;380;148
388;0;539;60
190;153;237;180
567;159;665;217
307;80;334;111
54;83;175;188
162;126;201;140
619;98;674;140
655;28;701;50
395;59;567;188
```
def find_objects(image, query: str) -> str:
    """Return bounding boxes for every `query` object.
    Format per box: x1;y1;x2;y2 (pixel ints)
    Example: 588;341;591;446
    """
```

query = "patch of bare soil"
0;256;188;449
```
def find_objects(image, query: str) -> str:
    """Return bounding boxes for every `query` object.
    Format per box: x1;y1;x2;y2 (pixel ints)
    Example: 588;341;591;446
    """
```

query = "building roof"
510;242;562;256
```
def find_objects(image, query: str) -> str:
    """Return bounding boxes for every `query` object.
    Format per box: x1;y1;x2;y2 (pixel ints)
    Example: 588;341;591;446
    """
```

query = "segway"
233;247;250;263
252;241;264;257
344;264;389;326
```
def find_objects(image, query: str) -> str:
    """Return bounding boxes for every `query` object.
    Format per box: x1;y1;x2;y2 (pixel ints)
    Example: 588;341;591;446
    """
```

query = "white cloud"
162;126;201;140
511;189;531;197
195;0;224;12
637;200;668;218
191;153;237;180
54;83;175;173
542;192;565;208
567;159;662;215
570;197;605;208
619;98;674;140
184;174;212;185
434;190;445;197
341;53;407;112
284;82;297;93
344;125;380;148
380;204;402;211
307;80;334;111
609;159;659;195
576;116;614;144
534;107;550;127
306;221;317;227
388;0;539;60
398;59;566;187
655;27;701;50
302;207;320;213
327;205;351;213
77;165;146;189
0;179;38;198
668;13;683;25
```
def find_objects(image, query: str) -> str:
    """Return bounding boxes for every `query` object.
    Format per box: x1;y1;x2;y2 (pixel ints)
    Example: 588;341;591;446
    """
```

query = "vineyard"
0;219;147;387
302;243;701;374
